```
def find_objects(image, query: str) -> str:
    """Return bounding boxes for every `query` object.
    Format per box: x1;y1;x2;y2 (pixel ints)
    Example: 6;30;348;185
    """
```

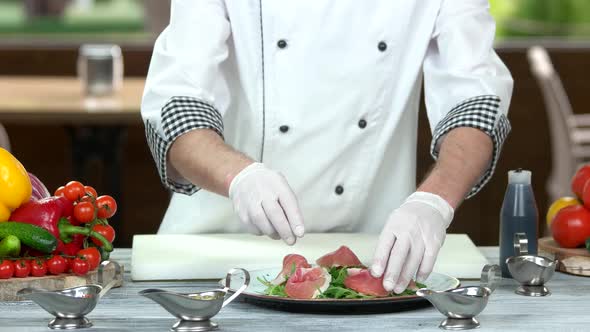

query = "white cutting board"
131;233;488;281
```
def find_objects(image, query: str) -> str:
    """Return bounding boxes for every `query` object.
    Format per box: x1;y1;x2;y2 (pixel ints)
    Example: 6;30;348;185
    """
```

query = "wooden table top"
0;76;145;125
1;247;588;331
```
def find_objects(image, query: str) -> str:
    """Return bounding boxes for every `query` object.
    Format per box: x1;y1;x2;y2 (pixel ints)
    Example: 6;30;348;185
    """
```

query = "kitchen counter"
1;247;588;331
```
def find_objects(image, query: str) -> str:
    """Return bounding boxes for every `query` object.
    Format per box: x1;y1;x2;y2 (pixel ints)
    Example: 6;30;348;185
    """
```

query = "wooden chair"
528;46;590;202
0;124;9;152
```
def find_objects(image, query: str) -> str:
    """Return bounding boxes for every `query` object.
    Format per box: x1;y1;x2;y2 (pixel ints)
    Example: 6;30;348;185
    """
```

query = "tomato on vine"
84;186;98;198
72;257;90;276
54;186;66;197
31;259;47;277
64;181;85;202
13;259;31;278
78;247;101;270
92;225;115;246
74;201;95;223
0;260;14;279
47;256;68;275
96;195;117;219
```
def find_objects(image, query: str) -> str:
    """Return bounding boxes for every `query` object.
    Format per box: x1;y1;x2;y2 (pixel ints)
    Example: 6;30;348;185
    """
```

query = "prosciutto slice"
270;254;311;285
343;268;390;297
344;268;419;296
316;246;363;268
284;267;332;299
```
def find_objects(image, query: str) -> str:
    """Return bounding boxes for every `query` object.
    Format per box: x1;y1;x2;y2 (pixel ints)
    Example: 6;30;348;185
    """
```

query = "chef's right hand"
229;162;305;245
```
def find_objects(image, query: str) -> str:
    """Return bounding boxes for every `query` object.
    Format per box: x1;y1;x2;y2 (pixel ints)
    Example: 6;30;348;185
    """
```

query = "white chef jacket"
141;0;513;234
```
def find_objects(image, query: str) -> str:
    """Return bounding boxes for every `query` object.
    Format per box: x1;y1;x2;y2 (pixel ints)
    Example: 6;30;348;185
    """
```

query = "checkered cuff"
145;96;224;195
430;95;511;198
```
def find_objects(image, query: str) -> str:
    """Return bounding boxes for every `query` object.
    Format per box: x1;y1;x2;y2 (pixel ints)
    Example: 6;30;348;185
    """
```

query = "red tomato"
72;257;90;276
551;205;590;248
96;195;117;219
47;256;68;275
78;248;101;270
54;186;66;197
0;260;14;279
80;195;94;203
91;225;115;246
572;165;590;199
65;257;74;273
74;201;95;223
583;182;590;210
84;186;98;198
31;259;47;277
64;181;85;202
13;259;31;278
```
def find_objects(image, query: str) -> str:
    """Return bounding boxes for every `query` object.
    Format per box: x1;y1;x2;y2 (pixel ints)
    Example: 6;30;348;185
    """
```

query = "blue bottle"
499;169;539;278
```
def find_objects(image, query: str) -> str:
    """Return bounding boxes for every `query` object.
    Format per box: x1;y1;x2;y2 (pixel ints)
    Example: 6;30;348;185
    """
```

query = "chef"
141;0;513;294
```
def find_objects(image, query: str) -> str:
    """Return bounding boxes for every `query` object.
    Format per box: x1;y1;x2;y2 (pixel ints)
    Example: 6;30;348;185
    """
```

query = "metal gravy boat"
417;264;501;330
139;268;250;332
506;233;557;296
17;260;122;329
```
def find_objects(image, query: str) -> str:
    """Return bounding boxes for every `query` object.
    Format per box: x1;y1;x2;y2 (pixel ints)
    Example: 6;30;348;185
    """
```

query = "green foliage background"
1;0;590;40
491;0;590;38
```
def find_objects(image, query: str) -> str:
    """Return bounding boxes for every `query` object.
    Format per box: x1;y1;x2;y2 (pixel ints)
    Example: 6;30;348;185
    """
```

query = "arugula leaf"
319;267;375;299
318;286;375;299
328;266;348;287
257;276;288;297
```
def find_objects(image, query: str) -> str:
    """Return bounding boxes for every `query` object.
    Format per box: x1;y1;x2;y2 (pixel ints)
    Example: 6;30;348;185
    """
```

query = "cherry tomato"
0;260;14;279
74;201;95;223
64;181;85;202
65;257;74;273
84;186;98;198
91;225;115;246
80;195;94;203
72;257;90;276
47;256;67;275
77;248;101;270
13;259;31;278
30;259;47;277
54;186;66;197
96;195;117;219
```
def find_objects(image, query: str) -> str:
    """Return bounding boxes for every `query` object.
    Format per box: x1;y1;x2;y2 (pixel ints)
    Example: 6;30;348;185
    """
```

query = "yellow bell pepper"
0;148;32;222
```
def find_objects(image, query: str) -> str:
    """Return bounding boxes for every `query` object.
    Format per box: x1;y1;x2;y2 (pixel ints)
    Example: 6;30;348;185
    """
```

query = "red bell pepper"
9;196;113;254
57;234;86;256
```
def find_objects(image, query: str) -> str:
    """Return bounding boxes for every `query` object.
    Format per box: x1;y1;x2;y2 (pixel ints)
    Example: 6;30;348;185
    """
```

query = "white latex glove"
370;192;454;294
229;162;305;245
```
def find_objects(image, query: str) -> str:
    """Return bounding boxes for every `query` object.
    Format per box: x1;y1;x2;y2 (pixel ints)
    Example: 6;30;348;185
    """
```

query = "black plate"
225;268;460;314
240;293;431;314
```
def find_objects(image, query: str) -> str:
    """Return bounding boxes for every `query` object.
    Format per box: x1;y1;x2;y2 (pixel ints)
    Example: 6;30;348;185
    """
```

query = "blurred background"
0;0;587;247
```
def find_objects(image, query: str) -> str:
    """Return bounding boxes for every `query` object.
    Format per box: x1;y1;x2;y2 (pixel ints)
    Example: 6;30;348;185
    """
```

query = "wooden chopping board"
0;261;124;301
539;237;590;277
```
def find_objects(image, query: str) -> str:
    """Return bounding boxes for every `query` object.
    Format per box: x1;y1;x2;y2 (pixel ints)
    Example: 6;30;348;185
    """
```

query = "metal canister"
77;44;123;96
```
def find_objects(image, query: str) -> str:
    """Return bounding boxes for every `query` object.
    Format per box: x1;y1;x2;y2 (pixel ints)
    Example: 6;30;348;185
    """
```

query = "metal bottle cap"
508;168;531;185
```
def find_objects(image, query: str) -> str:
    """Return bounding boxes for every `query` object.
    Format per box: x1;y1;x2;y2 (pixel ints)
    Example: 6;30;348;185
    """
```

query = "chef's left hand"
370;192;454;294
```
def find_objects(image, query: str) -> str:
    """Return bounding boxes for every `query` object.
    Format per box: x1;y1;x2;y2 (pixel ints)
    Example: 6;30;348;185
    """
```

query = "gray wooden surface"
0;247;588;331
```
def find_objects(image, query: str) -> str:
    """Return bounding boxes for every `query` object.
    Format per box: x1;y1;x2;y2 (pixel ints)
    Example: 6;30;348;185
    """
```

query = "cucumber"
0;222;57;253
0;235;21;257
